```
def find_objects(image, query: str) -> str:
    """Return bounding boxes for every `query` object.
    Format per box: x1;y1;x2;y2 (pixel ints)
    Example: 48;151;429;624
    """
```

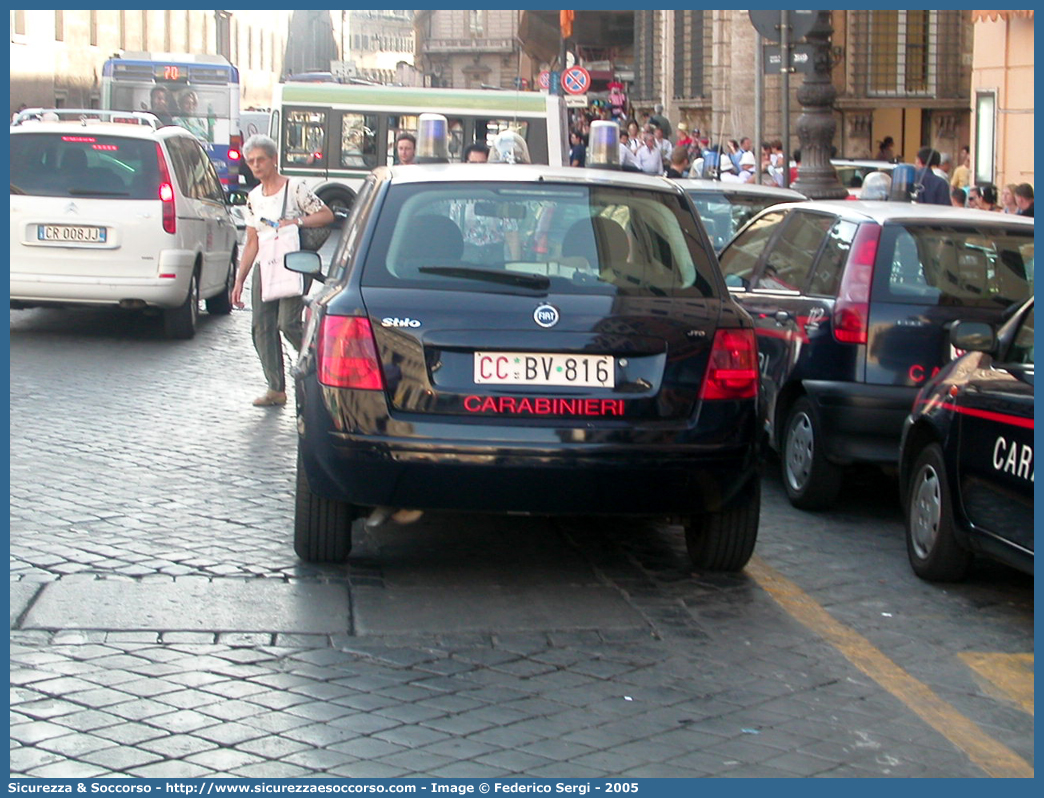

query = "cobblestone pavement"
9;306;1034;778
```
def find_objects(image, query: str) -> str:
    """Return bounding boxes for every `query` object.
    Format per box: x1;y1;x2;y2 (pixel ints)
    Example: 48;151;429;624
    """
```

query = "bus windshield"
101;54;241;187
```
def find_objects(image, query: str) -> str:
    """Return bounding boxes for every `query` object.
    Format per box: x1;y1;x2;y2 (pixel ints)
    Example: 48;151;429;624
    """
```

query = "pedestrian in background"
1014;183;1034;217
977;184;1001;212
875;136;895;162
950;186;967;207
569;129;587;167
231;134;334;407
463;142;489;163
649;103;672;139
635;127;663;175
1000;183;1020;214
913;147;951;206
395;132;416;165
665;145;689;178
950;145;971;189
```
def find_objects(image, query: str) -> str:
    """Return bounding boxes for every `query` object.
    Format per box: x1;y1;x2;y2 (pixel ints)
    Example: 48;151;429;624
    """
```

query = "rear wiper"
418;266;550;291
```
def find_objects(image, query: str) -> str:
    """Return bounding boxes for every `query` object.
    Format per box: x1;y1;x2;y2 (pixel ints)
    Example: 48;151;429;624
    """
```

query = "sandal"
252;390;287;407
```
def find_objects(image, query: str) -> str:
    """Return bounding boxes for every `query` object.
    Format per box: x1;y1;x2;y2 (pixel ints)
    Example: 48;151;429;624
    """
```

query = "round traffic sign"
537;70;550;90
749;10;818;43
561;66;591;96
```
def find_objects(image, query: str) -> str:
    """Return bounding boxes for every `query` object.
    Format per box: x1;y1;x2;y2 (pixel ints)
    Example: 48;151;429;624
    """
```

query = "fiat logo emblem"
533;304;560;328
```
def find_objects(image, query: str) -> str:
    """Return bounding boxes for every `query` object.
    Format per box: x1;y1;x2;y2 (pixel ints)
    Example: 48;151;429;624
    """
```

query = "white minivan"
10;109;238;339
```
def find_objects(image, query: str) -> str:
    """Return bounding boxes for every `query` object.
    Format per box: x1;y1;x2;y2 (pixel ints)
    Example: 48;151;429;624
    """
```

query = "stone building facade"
9;10;290;113
414;11;534;91
628;10;974;162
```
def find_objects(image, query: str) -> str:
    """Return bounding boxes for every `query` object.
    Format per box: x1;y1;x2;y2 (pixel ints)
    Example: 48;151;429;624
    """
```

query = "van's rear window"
10;133;160;199
875;223;1034;309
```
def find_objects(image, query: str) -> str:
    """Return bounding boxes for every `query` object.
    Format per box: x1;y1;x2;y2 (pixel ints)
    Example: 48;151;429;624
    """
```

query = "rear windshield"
361;182;718;297
10;132;159;199
687;190;790;250
875;222;1034;309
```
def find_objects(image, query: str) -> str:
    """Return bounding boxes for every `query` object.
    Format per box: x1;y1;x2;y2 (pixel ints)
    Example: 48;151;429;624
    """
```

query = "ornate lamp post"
791;11;848;199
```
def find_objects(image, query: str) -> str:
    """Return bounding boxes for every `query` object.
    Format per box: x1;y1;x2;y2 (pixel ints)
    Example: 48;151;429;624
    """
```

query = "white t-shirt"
245;179;324;242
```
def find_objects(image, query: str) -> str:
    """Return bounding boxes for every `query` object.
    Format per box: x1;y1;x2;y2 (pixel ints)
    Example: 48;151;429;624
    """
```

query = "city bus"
270;82;568;213
101;52;241;188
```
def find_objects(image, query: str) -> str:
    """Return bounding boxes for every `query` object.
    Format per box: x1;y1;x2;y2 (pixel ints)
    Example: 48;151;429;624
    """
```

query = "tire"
205;248;236;316
685;478;760;572
294;452;356;564
163;270;199;339
904;443;971;582
317;189;353;218
781;396;842;510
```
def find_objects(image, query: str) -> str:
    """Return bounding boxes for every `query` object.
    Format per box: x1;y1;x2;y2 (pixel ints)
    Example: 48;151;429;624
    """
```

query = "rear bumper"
804;380;917;465
10;250;196;309
302;433;758;516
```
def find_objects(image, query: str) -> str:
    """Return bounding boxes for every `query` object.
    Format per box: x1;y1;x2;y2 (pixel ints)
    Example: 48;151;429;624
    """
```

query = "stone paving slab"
10;307;1034;778
352;585;647;635
11;581;41;627
21;579;351;634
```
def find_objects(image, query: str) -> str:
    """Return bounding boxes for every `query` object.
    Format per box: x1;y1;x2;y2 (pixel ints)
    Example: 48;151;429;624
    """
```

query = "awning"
971;10;1034;22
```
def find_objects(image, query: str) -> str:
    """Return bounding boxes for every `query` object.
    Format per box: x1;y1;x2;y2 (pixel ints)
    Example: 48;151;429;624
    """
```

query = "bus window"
339;113;378;169
285;109;327;167
481;120;530;150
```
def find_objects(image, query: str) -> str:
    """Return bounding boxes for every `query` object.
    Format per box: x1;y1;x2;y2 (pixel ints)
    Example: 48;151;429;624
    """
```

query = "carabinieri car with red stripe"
899;297;1034;581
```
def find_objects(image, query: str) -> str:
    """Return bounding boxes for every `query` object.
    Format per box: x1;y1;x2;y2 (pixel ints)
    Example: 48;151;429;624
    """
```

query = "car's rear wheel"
163;270;199;339
294;453;357;564
781;396;842;510
205;248;236;316
685;478;760;572
905;443;971;582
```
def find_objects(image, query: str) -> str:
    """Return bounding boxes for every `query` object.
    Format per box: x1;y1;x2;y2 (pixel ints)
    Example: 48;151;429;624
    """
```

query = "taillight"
155;143;176;235
700;329;759;400
227;148;241;162
318;316;384;390
833;223;880;345
230;132;242;161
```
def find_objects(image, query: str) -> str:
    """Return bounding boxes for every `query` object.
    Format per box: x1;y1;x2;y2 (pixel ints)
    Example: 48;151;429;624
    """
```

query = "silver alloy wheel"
909;463;942;560
784;410;814;491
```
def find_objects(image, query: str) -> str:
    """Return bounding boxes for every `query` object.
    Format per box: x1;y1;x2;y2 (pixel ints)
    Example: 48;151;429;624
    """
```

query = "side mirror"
227;189;249;207
284;250;325;283
949;320;995;354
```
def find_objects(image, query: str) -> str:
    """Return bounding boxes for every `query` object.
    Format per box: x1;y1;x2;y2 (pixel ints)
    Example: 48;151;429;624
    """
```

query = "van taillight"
229;132;242;162
700;329;759;400
833;223;880;345
155;143;176;235
318;316;384;390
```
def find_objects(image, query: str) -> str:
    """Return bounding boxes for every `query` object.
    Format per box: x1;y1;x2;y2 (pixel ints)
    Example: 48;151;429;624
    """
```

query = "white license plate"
37;225;107;243
474;352;615;388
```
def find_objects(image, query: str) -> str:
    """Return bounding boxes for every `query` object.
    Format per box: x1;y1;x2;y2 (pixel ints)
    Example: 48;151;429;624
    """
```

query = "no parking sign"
537;70;551;90
561;66;591;96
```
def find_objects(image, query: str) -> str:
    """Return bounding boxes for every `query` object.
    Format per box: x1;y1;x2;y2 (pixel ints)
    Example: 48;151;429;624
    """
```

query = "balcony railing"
424;38;515;53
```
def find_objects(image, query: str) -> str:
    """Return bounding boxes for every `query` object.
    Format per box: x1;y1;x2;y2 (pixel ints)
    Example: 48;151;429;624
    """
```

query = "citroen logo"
65;202;79;215
533;304;560;328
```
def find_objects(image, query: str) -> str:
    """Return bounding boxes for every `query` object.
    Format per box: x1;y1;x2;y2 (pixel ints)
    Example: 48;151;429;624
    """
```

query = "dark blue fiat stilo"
283;160;762;572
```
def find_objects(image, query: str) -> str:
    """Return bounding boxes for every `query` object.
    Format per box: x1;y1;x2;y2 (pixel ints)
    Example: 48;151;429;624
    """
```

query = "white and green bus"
269;82;569;213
